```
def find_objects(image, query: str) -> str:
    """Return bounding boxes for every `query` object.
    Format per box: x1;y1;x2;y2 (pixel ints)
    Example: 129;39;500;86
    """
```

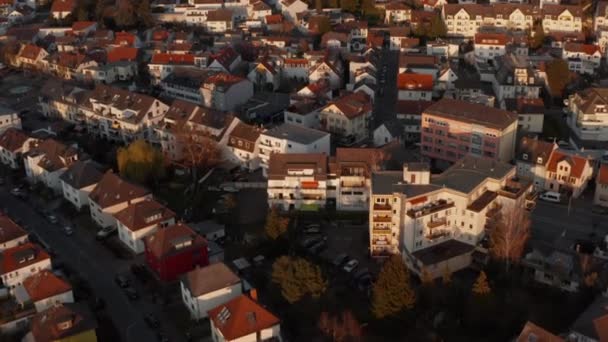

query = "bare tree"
172;124;222;185
370;148;390;172
489;205;531;273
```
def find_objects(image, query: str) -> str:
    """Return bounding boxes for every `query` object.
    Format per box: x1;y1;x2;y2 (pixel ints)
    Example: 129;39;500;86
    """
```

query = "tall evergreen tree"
265;207;289;240
371;255;416;319
272;256;327;303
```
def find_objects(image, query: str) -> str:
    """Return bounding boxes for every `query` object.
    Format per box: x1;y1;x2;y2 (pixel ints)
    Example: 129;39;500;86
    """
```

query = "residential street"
0;185;187;342
372;49;399;130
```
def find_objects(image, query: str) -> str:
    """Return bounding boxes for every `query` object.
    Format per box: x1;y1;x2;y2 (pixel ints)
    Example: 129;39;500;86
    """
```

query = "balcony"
426;229;450;241
301;194;324;200
373;203;392;211
427;217;447;228
372;226;392;234
407;199;455;218
373;215;392;223
341;181;366;188
485;204;502;219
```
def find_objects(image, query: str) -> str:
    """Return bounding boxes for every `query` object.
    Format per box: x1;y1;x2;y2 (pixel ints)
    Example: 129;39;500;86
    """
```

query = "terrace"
407;199;455;218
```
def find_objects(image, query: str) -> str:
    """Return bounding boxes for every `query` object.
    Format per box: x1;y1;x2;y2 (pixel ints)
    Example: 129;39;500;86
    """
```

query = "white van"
539;191;561;203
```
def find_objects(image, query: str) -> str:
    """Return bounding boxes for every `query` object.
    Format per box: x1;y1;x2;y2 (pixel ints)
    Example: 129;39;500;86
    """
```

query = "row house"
201;73;254;111
0;128;35;169
319;92;372;145
267;148;382;211
283;99;324;128
115;199;176;254
82;60;138;84
44;51;97;80
544;150;593;198
38;80;87;123
492;53;542;104
180;262;242;320
205;9;235;33
17;270;73;312
23;138;79;193
420;98;518;165
258;123;330;176
562;43;602;75
308;58;343;90
385;2;412;24
59;160;103;210
566;87;608;145
144;222;208;282
247;58;280;91
442;4;536;38
397;73;433;101
148;53;196;84
226;122;263;170
80;84;169;143
369;156;532;279
474;32;509;65
209;46;241;73
0;243;51;290
595;163;608;208
15;44;48;69
0;214;28;252
88;170;152;228
515;136;558;191
542;5;582;34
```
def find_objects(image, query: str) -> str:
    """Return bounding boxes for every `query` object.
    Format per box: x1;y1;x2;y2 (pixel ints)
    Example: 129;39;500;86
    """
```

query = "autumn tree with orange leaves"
318;311;363;341
489;205;531;272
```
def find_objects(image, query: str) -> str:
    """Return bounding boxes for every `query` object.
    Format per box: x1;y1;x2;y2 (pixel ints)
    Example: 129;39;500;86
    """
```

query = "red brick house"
144;223;208;282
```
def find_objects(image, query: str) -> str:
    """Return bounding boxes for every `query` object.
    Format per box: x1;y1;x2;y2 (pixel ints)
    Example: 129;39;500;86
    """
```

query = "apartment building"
566;87;608;145
369;156;532;278
384;2;412;24
493;54;542;104
397;73;433;101
474;32;509;65
508;97;545;134
441;4;535;38
23;139;79;193
258;123;330;176
148;53;196;84
562;43;601;75
542;5;582;34
420;99;518;166
200;73;254;112
319;92;372;145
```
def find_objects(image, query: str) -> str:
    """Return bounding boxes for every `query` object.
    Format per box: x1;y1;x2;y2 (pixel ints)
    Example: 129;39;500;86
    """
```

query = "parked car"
46;214;58;224
539;191;561;203
10;188;22;196
303;224;321;234
144;314;161;329
221;185;239;193
63;226;74;236
343;259;359;273
332;253;349;267
96;226;117;240
307;240;327;255
123;287;139;300
300;235;325;249
114;275;131;288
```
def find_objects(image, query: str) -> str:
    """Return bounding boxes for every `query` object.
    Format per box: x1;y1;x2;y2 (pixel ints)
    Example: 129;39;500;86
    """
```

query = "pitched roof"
19;44;43;60
0;128;30;152
71;21;96;32
28;139;78;172
22;270;72;302
85;84;162;123
107;47;138;63
546;150;590;178
182;263;240;297
423;99;518;130
88;171;150;209
517;137;556;166
51;0;74;12
268;153;328;180
150;53;194;65
325;92;372;119
262;123;328;145
0;243;50;275
564;43;601;55
0;214;27;244
30;303;97;342
515;97;544;114
228;122;262;152
543;4;582;17
114;31;137;46
211;47;239;71
144;222;206;259
207;8;233;22
208;295;280;340
516;321;564;342
114;199;175;231
474;32;509;45
265;14;283;24
397;73;433;91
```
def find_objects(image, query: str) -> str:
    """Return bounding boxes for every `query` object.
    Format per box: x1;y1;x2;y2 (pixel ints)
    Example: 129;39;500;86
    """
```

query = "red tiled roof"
0;243;50;275
397;73;433;91
205;72;245;89
516;321;563;342
71;21;96;32
211;47;239;70
598;163;608;185
546;150;589;178
151;53;194;65
0;128;31;153
208;295;280;340
564;42;601;55
152;30;169;41
114;199;175;232
89;171;150;209
19;44;43;60
284;58;308;66
265;14;283;24
22;270;72;302
114;31;137;46
474;33;509;46
51;0;74;12
107;47;138;63
0;214;27;245
327;92;372;119
144;222;206;259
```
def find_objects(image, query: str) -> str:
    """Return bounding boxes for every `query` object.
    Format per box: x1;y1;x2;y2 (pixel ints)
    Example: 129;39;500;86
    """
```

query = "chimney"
249;288;258;301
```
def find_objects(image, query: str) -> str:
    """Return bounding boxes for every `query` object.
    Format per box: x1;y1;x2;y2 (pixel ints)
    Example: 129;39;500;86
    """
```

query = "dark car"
114;275;130;288
123;287;139;300
332;253;349;267
144;314;161;329
307;240;327;255
300;235;325;249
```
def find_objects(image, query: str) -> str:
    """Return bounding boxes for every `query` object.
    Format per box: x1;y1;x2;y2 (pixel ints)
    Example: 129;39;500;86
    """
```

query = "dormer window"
537;157;543;164
522;153;528;160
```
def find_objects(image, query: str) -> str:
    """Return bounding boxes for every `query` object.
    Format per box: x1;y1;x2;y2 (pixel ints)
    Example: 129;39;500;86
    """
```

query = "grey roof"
430;156;513;194
412;239;475;266
371;171;441;196
262;123;329;145
375;118;403;136
570;295;608;340
60;160;104;189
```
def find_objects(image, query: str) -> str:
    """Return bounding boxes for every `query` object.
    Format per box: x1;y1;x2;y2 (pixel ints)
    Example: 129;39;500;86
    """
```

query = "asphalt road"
372;49;399;131
0;188;183;342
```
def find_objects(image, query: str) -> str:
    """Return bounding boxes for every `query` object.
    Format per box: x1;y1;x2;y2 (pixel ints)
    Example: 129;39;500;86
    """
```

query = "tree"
420;267;433;286
265;207;289;240
489;205;531;272
319;311;363;341
340;0;359;13
116;139;165;184
317;16;332;35
272;256;327;303
137;0;154;28
115;0;136;28
371;255;416;318
472;271;491;296
529;24;545;49
441;265;452;285
546;59;572;98
315;0;323;11
173;125;222;185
